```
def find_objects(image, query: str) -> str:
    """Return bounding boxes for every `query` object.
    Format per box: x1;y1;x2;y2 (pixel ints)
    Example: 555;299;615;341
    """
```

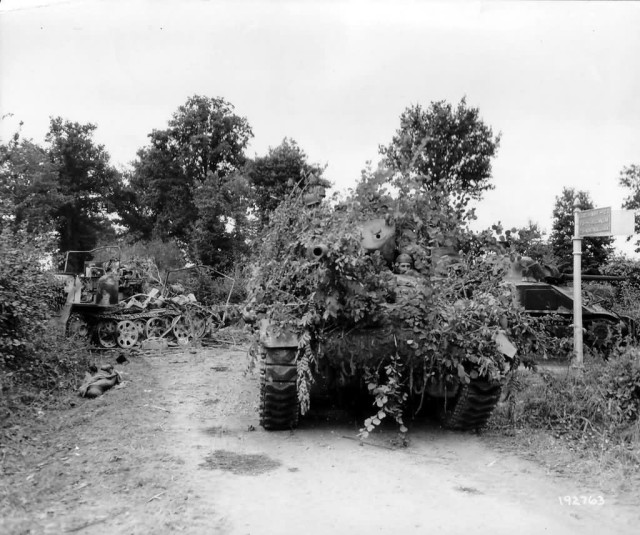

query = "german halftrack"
54;247;215;348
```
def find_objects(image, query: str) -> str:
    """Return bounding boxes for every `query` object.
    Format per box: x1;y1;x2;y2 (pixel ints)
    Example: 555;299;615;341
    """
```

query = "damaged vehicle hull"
53;247;215;348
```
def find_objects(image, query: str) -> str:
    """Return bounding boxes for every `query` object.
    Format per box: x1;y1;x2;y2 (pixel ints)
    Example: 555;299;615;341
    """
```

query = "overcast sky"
1;0;639;254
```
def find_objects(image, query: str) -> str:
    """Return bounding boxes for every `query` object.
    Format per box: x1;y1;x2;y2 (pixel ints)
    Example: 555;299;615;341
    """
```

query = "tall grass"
492;348;640;487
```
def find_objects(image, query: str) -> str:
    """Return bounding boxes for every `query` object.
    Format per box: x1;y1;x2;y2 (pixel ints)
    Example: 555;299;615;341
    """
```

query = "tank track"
68;308;178;348
440;380;502;431
94;308;172;323
259;347;299;430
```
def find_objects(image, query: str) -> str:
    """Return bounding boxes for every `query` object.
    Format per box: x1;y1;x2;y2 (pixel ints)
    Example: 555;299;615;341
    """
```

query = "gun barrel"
564;274;626;282
308;243;328;260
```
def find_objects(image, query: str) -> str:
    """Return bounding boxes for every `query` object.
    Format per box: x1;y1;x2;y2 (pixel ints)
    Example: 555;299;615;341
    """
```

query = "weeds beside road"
489;353;640;497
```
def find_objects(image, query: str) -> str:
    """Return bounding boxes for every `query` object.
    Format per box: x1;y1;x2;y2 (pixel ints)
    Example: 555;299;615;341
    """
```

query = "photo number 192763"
558;496;605;506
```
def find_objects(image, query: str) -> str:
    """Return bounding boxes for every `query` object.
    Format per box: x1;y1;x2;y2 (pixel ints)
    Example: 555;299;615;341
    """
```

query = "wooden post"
571;205;634;368
572;201;583;368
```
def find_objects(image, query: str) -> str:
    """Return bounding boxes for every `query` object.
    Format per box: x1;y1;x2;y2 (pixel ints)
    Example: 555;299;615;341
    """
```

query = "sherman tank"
507;255;636;351
247;184;522;434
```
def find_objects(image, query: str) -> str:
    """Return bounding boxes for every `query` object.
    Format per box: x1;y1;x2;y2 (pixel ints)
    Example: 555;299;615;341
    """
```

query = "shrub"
601;256;640;322
188;268;248;305
499;348;640;447
163;266;247;305
117;237;186;277
0;229;88;405
601;348;640;427
1;229;59;369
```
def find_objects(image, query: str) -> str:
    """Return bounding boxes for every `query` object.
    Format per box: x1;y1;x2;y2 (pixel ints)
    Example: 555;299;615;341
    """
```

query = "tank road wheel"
66;313;89;339
259;347;299;430
96;320;118;348
117;319;139;348
172;316;192;345
134;319;147;339
440;381;502;431
191;312;208;338
145;317;168;338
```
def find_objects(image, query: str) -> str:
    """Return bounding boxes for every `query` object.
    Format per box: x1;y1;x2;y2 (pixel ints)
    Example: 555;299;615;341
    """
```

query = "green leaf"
457;364;467;381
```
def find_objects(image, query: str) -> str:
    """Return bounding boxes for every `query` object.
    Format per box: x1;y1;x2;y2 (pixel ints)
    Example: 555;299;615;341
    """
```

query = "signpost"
573;206;635;367
576;207;634;238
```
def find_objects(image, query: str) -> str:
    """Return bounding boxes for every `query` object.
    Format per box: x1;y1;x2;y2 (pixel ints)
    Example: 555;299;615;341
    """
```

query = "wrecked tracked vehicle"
248;192;522;433
54;247;213;348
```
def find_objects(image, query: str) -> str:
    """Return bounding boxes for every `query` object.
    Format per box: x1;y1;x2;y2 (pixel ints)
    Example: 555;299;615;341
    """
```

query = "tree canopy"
0;130;56;235
46;117;121;252
549;187;613;271
379;97;501;204
246;138;328;228
619;164;640;252
1;118;122;255
486;221;553;263
126;95;254;269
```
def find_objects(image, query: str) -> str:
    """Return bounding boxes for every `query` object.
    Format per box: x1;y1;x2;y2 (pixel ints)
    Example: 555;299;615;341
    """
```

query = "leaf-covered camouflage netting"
247;171;543;431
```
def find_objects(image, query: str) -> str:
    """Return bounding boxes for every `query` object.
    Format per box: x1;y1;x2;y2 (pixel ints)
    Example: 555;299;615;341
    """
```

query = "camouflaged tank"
251;196;519;433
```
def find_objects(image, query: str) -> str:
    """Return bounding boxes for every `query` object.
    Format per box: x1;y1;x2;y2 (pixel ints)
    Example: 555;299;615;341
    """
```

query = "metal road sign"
576;207;635;238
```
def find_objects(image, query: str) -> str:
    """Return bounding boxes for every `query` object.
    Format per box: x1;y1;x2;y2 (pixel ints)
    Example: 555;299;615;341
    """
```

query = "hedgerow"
0;229;87;408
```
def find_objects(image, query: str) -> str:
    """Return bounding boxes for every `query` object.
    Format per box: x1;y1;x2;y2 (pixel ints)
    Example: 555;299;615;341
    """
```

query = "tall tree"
490;221;554;262
618;164;640;252
45;117;121;252
0;129;58;235
1;119;121;255
246;138;327;227
128;128;192;241
549;187;613;271
128;95;254;269
191;170;253;269
379;97;500;204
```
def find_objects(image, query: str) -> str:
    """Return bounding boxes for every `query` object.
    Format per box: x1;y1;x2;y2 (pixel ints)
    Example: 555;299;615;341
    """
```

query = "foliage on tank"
247;169;546;433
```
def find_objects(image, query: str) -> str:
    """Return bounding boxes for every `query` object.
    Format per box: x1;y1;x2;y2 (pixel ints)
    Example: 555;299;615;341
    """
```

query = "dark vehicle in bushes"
507;257;636;350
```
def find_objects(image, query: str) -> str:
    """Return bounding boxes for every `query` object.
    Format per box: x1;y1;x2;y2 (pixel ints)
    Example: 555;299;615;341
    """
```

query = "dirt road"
2;343;639;534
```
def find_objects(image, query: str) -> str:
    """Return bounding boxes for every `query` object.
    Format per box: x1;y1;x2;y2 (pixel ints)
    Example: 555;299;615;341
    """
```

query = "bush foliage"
500;348;640;457
601;255;640;323
0;229;88;406
1;229;60;370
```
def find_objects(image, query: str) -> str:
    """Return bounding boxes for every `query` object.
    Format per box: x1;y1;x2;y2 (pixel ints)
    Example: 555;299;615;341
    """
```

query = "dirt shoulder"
2;343;639;534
